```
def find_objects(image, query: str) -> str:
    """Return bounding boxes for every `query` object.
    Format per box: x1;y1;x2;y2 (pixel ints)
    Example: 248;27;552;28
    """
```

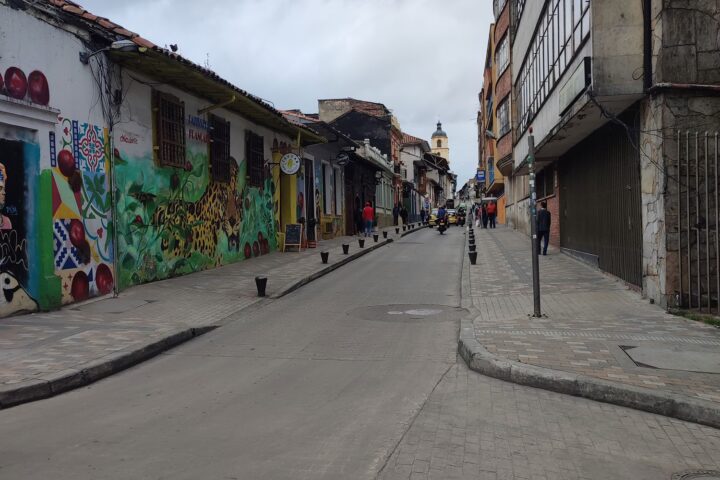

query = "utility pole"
528;131;541;317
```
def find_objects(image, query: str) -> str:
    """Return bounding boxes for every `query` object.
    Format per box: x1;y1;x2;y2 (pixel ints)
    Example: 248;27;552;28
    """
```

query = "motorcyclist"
437;205;448;234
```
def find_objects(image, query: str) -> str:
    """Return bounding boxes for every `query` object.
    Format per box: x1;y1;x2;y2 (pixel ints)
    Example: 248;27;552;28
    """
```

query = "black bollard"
468;251;477;265
402;225;406;231
373;234;379;242
395;227;400;234
255;276;267;297
469;244;476;252
358;238;365;248
383;231;388;239
469;238;475;245
320;251;329;264
342;243;349;255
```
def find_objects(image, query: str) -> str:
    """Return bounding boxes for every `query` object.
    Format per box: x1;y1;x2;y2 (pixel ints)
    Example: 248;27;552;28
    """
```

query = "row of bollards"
256;224;429;296
468;226;477;265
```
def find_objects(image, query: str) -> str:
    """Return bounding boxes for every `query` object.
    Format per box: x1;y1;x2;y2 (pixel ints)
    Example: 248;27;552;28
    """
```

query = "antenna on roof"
204;53;211;69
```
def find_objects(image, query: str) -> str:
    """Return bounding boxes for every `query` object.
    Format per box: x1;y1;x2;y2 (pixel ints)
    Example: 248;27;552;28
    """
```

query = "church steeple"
431;121;450;162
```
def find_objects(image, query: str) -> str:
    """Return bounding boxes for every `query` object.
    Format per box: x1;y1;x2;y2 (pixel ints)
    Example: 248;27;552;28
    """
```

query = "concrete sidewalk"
459;225;720;428
0;223;425;408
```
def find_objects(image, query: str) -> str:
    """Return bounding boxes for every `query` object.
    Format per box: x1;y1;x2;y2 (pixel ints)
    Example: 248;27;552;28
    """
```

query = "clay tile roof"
401;132;425;145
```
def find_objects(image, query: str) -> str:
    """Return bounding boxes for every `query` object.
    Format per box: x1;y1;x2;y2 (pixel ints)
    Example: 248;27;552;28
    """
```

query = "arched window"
436;139;442;148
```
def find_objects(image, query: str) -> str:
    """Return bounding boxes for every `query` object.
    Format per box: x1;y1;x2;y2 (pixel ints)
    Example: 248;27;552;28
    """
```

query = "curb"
457;227;720;430
0;326;215;410
272;225;427;298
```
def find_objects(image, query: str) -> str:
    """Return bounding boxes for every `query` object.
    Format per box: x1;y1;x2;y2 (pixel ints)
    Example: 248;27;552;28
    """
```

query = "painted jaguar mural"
115;145;277;289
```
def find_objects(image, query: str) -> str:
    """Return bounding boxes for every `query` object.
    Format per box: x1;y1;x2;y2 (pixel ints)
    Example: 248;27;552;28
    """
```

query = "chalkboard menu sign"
284;223;302;251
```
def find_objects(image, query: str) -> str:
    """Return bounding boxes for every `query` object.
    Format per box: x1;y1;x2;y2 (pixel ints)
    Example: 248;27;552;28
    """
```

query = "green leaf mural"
115;146;278;289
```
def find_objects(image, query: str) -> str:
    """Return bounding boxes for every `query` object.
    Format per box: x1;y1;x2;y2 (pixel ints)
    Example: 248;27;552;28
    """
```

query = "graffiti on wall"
115;128;278;289
0;138;37;316
2;67;50;106
50;118;114;303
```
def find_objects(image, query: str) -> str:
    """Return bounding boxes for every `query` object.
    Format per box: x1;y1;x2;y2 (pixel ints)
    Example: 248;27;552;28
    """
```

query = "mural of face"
0;163;12;230
0;271;37;317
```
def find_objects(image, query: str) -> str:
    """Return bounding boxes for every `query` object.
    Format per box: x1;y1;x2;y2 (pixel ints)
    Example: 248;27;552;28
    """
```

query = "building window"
153;91;185;168
516;0;591;134
497;98;510;138
514;0;526;22
496;35;509;75
245;130;264;187
537;165;555;198
209;115;231;183
436;139;442;148
493;0;507;18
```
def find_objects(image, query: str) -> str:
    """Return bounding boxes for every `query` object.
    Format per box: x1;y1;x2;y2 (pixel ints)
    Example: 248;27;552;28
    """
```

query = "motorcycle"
438;218;447;234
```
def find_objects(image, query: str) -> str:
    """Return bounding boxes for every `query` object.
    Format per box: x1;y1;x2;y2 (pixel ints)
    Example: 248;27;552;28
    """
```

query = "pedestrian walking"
487;201;497;229
362;201;375;237
537;200;551;255
392;203;399;226
481;203;489;229
400;205;409;226
475;204;481;227
420;208;427;224
354;196;363;235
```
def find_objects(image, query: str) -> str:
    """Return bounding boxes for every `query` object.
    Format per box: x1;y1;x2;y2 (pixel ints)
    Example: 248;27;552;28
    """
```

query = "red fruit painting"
252;241;260;257
243;242;252;259
257;232;264;242
0;74;4;93
261;239;269;255
95;264;114;295
68;219;86;247
57;150;76;177
68;169;83;192
4;67;27;100
27;70;49;105
71;271;89;301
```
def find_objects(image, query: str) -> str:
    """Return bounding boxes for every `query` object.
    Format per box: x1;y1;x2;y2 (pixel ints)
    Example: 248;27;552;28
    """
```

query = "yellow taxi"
428;208;439;226
447;209;458;225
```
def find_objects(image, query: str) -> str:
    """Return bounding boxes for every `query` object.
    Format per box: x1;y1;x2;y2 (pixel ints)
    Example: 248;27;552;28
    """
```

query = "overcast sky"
78;0;492;184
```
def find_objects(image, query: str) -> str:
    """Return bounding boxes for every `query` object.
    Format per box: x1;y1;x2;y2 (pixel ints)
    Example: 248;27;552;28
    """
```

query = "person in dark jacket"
392;203;399;226
537;201;551;255
400;206;409;226
481;203;488;229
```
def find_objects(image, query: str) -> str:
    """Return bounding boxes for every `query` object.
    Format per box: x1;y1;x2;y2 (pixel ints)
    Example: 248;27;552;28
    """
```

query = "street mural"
115;128;278;289
50;118;114;303
0;138;36;316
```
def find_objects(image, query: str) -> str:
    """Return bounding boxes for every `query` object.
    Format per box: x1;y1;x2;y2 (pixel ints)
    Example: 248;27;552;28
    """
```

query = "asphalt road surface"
2;226;719;480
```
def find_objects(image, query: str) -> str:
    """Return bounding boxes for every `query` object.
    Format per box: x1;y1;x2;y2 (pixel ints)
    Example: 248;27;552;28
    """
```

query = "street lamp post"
528;132;541;317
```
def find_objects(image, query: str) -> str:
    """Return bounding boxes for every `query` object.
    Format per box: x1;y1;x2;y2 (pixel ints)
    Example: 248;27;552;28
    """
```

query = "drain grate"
672;470;720;479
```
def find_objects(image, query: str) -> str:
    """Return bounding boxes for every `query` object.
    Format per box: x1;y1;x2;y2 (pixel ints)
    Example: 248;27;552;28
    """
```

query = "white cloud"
78;0;492;183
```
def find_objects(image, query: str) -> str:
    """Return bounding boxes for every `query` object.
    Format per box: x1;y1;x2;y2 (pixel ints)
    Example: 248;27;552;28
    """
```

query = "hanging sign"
280;153;301;175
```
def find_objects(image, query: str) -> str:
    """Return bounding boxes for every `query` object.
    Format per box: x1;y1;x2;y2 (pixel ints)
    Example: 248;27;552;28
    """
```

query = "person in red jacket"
362;201;375;237
486;201;497;229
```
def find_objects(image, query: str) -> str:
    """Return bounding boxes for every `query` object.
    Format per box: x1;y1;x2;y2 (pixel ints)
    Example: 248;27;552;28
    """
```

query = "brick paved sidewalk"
0;224;419;407
466;226;720;406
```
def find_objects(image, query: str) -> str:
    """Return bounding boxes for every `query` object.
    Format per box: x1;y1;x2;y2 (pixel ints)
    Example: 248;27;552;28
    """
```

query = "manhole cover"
621;345;720;374
672;470;720;479
347;304;466;323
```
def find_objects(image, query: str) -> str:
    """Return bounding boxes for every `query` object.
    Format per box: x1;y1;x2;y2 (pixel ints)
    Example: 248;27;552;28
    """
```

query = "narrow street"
1;228;719;480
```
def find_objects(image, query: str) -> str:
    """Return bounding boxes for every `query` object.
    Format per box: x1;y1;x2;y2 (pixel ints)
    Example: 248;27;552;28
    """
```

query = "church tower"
431;121;449;163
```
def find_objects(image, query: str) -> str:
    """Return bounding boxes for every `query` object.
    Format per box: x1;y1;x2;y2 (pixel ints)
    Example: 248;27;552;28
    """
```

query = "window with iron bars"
516;0;591;135
153;91;186;168
245;130;265;188
209;115;231;183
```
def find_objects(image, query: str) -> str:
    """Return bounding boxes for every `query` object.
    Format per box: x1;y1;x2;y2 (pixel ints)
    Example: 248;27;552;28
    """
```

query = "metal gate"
559;113;643;286
676;132;719;313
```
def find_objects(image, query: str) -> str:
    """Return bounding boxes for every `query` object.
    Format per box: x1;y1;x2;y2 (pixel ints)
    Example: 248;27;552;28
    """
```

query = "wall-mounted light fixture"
80;40;146;64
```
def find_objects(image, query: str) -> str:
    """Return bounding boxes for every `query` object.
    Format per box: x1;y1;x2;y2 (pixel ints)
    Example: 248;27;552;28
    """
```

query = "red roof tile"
401;132;425;145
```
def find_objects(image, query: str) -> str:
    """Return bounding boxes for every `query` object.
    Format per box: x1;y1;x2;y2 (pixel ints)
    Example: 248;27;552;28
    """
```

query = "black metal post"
528;133;541;317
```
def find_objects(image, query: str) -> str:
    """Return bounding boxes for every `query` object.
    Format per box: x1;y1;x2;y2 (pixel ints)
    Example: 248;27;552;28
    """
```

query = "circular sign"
280;153;301;175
